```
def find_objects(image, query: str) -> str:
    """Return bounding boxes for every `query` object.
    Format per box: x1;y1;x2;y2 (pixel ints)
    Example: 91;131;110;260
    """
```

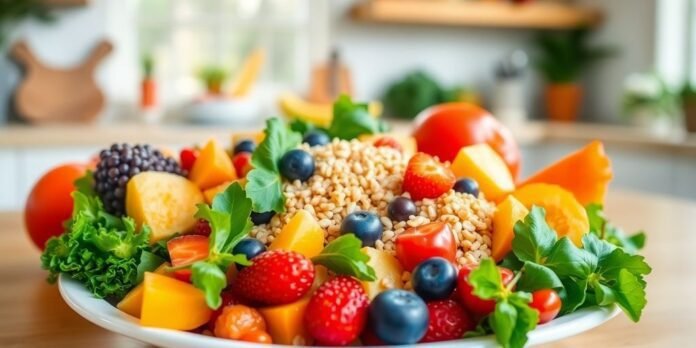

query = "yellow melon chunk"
259;296;312;345
117;263;171;318
492;196;529;262
232;131;265;146
189;139;237;190
269;210;325;259
361;247;404;300
140;272;212;330
450;144;515;202
359;133;418;158
202;179;247;204
126;172;204;242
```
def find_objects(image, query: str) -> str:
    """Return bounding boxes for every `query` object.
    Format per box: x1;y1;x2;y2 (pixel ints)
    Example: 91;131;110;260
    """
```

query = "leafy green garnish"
311;234;377;281
41;173;155;299
327;95;388;140
586;203;646;253
190;182;254;308
245;118;301;213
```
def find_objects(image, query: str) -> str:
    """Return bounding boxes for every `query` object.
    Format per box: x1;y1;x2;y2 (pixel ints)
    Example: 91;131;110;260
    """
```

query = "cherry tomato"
374;136;403;152
167;235;210;282
457;264;514;316
530;289;562;324
24;163;87;250
180;148;199;172
395;222;457;271
412;102;521;179
232;152;253;178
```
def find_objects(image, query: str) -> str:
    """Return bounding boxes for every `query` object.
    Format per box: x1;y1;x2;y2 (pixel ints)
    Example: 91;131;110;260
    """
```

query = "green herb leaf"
512;206;557;263
585;204;646;253
612;269;648;322
545;238;597;278
135;250;165;284
489;301;517;347
211;182;253;252
488;294;538;348
559;277;587;314
597;247;651;281
74;171;96;196
468;258;504;300
191;261;227;309
311;234;376;281
517;262;563;292
245;168;285;213
327;95;387;140
592;281;617;306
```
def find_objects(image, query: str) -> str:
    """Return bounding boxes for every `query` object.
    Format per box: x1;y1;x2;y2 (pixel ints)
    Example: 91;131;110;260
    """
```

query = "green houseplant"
622;72;679;134
681;84;696;132
198;65;228;95
533;29;614;122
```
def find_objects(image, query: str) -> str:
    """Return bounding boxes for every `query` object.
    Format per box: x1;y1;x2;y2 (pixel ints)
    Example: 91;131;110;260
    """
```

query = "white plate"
59;275;619;348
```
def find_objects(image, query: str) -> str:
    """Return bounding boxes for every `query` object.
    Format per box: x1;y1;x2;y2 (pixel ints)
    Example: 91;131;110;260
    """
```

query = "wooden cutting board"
11;40;112;124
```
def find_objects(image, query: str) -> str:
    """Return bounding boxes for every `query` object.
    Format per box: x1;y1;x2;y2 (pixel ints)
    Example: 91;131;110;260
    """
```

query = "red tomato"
167;235;210;282
232;152;253;178
412;102;521;179
530;289;562;324
179;148;199;172
457;264;514;316
24;163;87;250
395;222;457;271
373;136;403;152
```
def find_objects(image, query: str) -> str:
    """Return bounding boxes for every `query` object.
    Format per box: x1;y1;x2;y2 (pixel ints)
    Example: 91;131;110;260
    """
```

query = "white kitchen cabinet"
0;150;18;211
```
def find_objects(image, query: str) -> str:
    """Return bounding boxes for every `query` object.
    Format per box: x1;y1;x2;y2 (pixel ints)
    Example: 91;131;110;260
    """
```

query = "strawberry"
374;136;403;152
233;250;314;305
232;152;253;177
179;147;198;172
420;299;475;343
305;276;369;346
192;219;211;236
167;234;210;282
402;152;456;201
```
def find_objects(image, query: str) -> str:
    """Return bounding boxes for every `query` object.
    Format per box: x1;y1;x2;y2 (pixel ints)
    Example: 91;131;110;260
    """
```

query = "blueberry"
412;257;457;301
368;289;429;344
387;197;417;222
340;211;383;247
302;130;331;147
233;139;256;154
279;149;315;182
251;211;275;225
454;178;480;197
232;238;267;268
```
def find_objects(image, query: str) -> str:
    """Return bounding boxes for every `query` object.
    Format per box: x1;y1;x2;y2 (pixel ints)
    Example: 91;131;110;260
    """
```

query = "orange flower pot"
140;79;157;109
545;83;582;122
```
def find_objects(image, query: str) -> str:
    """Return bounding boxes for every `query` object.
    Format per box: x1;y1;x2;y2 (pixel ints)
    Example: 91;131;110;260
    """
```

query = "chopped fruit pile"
38;98;651;347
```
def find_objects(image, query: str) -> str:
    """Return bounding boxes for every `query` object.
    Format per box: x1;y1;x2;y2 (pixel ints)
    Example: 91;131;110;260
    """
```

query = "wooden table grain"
0;190;692;347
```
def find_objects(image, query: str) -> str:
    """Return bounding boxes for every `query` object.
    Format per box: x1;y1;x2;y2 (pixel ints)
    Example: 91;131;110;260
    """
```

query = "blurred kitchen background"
1;0;696;210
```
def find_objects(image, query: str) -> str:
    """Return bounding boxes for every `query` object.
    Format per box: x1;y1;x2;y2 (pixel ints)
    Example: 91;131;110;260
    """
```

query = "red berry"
421;300;475;342
402;153;456;201
305;276;369;346
193;219;211;236
374;136;403;152
180;148;199;172
233;250;314;305
361;327;387;346
208;290;240;331
167;234;209;283
232;152;253;178
457;264;515;316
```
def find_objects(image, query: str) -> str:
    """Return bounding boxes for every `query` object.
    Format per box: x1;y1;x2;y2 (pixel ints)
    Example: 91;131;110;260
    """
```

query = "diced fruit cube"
520;141;613;205
359;133;418;157
269;210;325;259
491;196;529;261
513;183;589;246
395;222;457;271
450;144;515;202
140;272;212;330
189;139;237;190
402;153;456;201
202;179;246;204
167;235;210;282
361;247;404;300
214;305;266;340
259;296;312;345
117;263;171;318
126;172;204;242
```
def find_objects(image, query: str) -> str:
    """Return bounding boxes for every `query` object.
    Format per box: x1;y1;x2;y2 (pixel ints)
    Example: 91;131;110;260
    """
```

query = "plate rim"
58;274;620;348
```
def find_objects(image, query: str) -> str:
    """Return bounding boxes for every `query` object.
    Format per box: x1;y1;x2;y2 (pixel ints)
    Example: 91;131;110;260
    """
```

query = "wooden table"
0;190;693;347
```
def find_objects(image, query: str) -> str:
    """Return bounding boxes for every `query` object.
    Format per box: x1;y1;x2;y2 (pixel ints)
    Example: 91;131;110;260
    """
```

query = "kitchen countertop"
1;120;696;153
0;190;692;347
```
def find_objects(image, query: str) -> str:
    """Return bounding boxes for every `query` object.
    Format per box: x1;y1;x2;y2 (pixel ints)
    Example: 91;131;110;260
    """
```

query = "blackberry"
94;143;185;215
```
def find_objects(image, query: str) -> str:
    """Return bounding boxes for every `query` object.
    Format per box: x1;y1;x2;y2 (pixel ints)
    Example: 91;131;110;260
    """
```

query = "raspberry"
305;276;369;345
421;299;475;342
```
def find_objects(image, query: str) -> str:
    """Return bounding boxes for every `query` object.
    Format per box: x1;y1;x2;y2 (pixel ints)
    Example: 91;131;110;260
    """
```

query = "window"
136;0;312;106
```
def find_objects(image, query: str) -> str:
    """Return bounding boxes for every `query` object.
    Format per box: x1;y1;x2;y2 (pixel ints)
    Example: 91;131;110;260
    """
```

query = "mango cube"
259;296;311;345
189;139;237;190
117;263;171;318
269;210;325;258
126;172;204;242
361;247;404;300
491;196;529;261
450;144;515;202
202;179;247;204
140;272;212;330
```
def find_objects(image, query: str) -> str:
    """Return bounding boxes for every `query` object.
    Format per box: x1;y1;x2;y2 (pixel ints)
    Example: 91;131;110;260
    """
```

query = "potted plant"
198;65;228;96
533;29;614;122
622;72;679;135
681;84;696;132
140;54;156;109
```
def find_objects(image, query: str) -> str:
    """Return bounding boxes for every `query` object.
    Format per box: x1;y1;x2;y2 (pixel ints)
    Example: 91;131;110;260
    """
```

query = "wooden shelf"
351;0;603;30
